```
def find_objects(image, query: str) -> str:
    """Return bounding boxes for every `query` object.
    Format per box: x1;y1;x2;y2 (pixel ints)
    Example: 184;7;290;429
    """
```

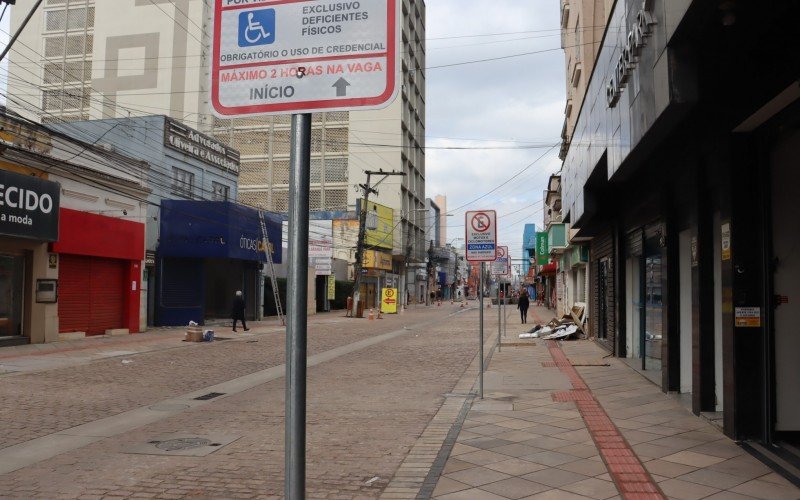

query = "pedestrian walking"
232;290;249;332
517;289;530;324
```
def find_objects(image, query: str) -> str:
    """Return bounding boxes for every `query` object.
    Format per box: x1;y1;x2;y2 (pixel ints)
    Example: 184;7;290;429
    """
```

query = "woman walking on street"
517;289;530;324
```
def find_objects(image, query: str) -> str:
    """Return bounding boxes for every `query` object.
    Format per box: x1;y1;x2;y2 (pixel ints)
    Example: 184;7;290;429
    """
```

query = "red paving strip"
546;340;666;500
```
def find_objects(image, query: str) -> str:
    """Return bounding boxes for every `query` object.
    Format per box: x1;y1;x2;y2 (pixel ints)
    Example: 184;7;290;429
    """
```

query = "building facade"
559;0;800;455
0;109;149;344
8;0;428;299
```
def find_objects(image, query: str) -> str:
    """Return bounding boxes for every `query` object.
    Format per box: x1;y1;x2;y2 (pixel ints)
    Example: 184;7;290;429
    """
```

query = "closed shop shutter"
59;255;126;336
590;231;616;352
89;258;125;334
59;255;91;333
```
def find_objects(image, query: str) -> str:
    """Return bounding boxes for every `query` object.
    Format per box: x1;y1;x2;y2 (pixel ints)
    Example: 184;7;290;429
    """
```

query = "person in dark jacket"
232;290;249;332
517;289;530;324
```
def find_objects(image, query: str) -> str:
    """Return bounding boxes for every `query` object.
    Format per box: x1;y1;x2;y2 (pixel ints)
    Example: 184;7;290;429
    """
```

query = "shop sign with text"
0;169;60;241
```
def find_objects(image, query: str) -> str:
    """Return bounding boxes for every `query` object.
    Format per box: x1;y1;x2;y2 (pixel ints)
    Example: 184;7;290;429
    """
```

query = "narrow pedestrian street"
0;304;796;499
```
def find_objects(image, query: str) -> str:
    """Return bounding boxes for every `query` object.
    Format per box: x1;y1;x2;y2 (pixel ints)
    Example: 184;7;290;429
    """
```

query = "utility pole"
351;169;406;318
0;0;43;64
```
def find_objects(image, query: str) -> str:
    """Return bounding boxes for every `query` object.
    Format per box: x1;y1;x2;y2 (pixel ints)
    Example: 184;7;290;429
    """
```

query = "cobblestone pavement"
0;303;486;498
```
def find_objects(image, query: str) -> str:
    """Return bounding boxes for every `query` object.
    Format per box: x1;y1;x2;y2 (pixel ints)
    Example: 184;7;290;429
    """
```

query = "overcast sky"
0;1;565;264
424;0;565;263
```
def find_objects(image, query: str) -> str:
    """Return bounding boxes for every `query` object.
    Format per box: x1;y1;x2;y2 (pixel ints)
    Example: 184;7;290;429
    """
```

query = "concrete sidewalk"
388;305;800;500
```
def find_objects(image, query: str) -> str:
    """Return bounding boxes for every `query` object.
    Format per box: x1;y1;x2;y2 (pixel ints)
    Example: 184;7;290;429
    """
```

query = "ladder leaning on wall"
258;210;285;326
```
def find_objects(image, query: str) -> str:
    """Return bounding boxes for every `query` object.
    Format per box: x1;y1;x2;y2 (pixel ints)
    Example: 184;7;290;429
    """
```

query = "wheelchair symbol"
238;9;275;47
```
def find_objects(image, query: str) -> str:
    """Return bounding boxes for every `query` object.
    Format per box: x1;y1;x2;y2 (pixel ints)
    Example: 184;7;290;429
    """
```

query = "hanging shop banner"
465;210;497;262
211;0;399;116
327;274;336;300
536;232;549;265
381;287;398;314
0;169;60;241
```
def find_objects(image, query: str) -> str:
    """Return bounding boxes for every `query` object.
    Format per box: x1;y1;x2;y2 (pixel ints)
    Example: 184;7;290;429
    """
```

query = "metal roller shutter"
59;255;126;336
89;258;125;335
58;255;91;334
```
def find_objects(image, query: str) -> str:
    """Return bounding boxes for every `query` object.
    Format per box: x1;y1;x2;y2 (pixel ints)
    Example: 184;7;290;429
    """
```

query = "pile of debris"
519;304;586;341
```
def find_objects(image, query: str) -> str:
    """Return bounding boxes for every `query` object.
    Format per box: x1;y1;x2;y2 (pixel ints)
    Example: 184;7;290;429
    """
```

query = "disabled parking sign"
238;9;275;47
211;0;399;116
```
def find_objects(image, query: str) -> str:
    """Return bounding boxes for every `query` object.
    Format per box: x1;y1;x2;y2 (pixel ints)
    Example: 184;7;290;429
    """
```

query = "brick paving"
1;304;798;499
0;304;483;498
426;306;800;500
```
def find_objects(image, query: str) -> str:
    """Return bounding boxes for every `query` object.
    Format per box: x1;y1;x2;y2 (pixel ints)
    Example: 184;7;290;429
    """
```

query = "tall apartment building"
7;0;428;269
558;0;610;159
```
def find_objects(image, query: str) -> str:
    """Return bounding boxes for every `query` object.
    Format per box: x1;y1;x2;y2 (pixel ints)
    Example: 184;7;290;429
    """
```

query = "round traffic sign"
497;247;506;258
471;212;491;232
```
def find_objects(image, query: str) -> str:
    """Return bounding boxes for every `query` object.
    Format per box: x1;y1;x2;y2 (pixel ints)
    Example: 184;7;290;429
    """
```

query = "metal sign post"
497;288;502;353
285;114;311;499
479;262;485;399
210;3;400;496
465;210;496;402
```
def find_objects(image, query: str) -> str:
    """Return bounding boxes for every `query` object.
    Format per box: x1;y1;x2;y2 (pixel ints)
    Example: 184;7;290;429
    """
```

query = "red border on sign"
211;0;397;115
471;212;491;233
464;210;497;262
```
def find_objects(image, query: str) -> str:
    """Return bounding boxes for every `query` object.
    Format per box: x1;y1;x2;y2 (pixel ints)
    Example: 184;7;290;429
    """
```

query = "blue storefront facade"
155;200;282;326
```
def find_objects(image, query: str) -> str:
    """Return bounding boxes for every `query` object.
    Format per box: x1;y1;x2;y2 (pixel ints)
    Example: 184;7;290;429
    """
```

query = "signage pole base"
286;113;311;500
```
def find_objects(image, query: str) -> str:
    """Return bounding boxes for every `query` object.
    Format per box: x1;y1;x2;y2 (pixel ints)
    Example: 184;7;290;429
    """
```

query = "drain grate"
154;437;212;451
194;392;225;401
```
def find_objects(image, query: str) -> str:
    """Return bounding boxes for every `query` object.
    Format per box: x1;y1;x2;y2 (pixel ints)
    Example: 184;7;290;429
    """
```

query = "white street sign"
211;0;399;116
492;246;509;276
465;210;497;262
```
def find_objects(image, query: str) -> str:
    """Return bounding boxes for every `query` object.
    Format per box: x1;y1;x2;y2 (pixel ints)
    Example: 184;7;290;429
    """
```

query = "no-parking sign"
492;246;509;275
211;0;399;116
465;210;497;262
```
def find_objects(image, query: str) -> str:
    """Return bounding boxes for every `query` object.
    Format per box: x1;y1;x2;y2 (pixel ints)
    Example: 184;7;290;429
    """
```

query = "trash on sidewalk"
364;476;380;486
203;330;215;342
185;322;204;342
518;308;585;341
121;359;133;364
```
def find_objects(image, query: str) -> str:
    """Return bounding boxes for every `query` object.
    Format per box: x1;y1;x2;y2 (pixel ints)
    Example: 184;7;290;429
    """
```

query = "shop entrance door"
0;254;25;338
772;130;800;432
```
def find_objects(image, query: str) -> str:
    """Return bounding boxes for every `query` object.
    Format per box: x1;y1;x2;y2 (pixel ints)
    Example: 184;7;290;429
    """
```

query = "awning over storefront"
158;200;282;263
538;263;557;276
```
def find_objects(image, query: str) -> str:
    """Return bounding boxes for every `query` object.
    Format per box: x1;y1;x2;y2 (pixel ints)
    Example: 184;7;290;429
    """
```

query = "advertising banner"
359;199;394;250
363;250;392;271
327;275;336;300
536;232;549;265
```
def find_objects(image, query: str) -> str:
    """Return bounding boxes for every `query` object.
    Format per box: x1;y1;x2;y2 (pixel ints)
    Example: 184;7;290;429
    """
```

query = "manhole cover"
155;438;212;451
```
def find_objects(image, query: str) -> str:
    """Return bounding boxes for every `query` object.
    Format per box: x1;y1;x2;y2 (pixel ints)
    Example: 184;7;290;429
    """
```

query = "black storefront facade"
562;0;800;454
